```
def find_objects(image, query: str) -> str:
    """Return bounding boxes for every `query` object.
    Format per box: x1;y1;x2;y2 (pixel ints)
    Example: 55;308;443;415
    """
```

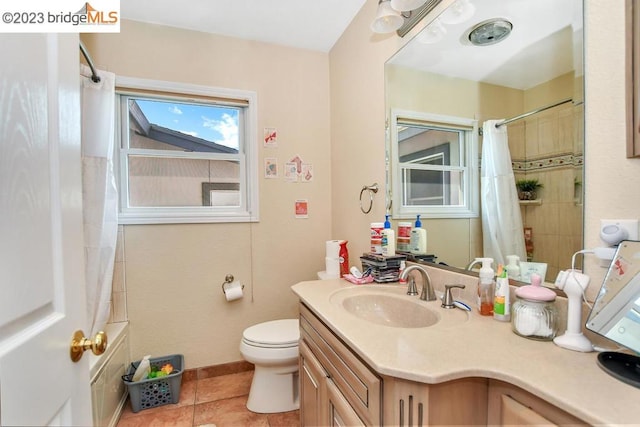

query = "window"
390;109;478;219
115;77;258;224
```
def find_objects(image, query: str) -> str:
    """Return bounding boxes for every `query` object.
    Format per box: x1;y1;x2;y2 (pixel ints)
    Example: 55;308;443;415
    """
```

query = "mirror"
587;240;640;388
385;0;584;282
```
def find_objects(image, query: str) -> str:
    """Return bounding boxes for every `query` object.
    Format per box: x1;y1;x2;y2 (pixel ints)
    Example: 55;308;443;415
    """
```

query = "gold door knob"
70;330;107;362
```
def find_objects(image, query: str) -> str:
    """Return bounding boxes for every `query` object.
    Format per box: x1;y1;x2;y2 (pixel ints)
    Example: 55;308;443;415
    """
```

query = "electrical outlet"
600;219;639;244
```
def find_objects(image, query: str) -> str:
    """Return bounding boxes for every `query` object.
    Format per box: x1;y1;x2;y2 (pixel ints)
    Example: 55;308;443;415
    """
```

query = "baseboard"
183;360;254;382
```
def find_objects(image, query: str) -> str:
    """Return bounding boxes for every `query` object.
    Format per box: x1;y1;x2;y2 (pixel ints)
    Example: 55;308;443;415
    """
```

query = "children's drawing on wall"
264;158;278;178
290;155;303;174
264;127;277;147
295;199;308;218
284;162;298;182
283;155;312;182
301;163;313;182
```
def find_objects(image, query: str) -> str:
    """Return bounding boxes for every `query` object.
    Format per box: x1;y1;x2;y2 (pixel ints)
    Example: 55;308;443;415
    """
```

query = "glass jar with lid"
512;273;558;340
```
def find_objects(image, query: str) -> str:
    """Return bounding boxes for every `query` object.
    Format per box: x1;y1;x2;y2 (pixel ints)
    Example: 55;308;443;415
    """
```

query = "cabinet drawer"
300;303;381;426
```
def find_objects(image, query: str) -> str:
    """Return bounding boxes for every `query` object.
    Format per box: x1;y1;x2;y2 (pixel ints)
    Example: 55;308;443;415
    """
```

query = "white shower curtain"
81;64;118;337
481;120;526;266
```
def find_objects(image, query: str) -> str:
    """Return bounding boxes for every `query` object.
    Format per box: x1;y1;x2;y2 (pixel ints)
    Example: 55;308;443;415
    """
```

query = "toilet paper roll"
325;257;340;278
326;240;340;259
224;281;243;301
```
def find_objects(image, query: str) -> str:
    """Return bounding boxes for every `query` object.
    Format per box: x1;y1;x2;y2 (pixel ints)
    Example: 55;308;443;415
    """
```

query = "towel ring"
359;183;378;214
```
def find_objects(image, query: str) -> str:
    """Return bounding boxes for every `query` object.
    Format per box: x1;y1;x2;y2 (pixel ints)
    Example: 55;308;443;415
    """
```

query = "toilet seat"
242;319;299;348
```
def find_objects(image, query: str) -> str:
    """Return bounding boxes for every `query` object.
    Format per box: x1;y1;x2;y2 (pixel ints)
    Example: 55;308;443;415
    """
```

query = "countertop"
291;277;640;425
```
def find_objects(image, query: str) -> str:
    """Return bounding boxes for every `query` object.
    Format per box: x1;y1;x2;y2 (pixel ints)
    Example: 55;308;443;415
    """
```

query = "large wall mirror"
385;0;585;283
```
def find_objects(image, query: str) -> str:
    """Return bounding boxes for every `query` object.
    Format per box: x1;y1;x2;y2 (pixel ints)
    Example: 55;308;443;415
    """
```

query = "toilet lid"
243;319;299;347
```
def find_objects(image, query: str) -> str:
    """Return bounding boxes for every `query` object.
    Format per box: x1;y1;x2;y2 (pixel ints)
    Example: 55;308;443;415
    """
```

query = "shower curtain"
481;120;526;266
81;64;118;337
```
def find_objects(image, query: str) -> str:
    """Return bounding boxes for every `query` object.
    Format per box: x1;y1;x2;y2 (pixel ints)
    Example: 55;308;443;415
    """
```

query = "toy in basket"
122;354;184;413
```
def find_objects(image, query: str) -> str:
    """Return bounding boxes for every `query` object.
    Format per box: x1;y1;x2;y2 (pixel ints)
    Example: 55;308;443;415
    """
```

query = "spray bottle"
493;264;510;321
476;257;495;316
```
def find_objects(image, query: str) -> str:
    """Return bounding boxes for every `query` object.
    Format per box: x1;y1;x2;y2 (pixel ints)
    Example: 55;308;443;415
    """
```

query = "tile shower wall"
109;225;128;323
508;103;584;281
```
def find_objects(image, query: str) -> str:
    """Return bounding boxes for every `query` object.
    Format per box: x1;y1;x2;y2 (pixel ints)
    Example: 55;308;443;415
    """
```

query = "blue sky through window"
136;99;240;149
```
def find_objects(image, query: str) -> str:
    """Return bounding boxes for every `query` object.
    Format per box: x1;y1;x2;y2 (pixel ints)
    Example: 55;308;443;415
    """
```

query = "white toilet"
239;319;300;413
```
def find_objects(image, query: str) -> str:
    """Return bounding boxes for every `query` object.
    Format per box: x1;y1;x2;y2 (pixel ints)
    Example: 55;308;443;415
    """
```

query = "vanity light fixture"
390;0;428;12
371;0;405;33
439;0;476;25
372;0;442;37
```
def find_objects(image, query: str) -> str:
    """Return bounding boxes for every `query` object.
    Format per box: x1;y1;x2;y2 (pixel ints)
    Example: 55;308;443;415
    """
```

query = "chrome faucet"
400;264;436;301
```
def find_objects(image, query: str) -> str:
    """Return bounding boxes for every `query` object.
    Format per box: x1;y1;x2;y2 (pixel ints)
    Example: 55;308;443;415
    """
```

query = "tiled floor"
116;370;300;427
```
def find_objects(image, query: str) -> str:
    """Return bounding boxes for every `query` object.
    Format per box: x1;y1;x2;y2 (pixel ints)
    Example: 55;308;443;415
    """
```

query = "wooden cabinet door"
488;380;587;426
300;340;327;427
327;378;366;427
499;394;556;425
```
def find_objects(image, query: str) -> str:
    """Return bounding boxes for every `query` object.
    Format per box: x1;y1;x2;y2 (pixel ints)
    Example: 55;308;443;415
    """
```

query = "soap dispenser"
410;215;427;254
476;257;495;316
506;255;521;281
381;215;396;256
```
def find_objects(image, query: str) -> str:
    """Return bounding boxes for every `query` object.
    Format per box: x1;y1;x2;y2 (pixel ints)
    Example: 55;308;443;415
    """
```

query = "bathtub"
89;322;130;427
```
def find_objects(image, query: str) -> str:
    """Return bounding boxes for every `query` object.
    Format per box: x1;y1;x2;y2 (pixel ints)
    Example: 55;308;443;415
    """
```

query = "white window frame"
114;76;258;224
390;109;479;219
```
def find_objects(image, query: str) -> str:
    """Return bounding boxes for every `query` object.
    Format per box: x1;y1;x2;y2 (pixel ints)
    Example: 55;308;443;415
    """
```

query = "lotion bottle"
476;258;495;316
381;215;396;256
506;255;521;281
410;215;427;254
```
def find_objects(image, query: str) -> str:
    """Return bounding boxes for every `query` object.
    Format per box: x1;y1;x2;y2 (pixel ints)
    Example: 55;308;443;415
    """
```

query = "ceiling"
389;0;583;90
120;0;366;53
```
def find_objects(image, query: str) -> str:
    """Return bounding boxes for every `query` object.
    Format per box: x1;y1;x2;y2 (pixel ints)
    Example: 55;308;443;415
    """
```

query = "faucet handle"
406;277;419;296
442;284;466;309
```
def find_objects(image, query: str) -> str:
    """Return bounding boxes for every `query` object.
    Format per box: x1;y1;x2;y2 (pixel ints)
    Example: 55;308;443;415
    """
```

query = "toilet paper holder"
221;274;244;294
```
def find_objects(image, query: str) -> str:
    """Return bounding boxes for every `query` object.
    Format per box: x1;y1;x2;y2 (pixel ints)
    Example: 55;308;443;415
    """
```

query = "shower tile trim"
511;152;584;172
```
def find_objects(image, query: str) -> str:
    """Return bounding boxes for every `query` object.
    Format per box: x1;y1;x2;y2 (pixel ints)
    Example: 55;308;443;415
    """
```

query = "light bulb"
390;0;428;12
371;0;404;33
416;18;447;44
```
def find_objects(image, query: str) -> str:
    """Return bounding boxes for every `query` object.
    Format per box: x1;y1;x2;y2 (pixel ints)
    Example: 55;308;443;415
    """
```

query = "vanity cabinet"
299;301;588;426
299;303;381;426
487;380;587;426
383;376;487;426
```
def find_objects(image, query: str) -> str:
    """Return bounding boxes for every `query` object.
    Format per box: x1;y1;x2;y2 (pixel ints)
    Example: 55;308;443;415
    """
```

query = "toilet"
239;319;300;413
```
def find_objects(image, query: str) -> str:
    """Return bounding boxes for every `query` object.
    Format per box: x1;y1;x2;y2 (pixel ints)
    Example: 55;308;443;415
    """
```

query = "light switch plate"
600;219;639;243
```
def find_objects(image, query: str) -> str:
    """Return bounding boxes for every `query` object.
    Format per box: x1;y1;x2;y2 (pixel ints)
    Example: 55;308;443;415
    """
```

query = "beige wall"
84;20;333;368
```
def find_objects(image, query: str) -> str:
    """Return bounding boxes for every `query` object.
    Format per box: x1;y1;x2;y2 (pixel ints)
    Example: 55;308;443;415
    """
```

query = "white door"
0;33;92;425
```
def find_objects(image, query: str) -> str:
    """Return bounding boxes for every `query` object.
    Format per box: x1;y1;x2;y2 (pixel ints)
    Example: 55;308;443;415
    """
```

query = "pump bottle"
476;257;495;316
381;215;396;256
409;215;427;254
505;255;521;281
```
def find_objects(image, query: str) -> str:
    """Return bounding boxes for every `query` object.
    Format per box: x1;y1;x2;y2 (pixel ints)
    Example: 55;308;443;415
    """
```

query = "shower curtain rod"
79;41;100;83
495;98;573;128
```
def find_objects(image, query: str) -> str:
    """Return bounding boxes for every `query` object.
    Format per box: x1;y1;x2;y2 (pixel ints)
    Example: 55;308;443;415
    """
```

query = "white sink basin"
341;294;438;328
329;286;469;329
